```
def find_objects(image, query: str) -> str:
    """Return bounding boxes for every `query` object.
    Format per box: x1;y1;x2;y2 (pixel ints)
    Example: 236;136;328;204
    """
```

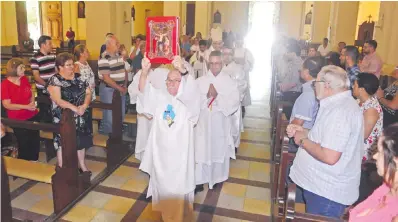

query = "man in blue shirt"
340;45;360;89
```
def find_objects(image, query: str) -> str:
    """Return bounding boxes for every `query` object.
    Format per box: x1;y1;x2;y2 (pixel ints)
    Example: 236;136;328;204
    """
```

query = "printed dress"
360;96;383;160
47;73;93;151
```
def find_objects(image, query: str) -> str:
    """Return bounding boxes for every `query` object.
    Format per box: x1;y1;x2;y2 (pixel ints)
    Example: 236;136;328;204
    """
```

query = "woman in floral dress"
47;53;93;173
352;72;383;206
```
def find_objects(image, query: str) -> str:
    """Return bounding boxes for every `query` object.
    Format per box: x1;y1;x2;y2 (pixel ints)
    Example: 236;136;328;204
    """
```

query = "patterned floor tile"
212;215;242;222
120;178;148;193
243;198;270;216
62;205;99;222
103;196;136;214
216;193;245;211
101;175;130;189
90;209;124;222
78;191;114;209
221;182;247;198
245;186;271;201
137;204;162;221
11;192;43;210
28;198;54;216
27;183;52;197
229;168;249;180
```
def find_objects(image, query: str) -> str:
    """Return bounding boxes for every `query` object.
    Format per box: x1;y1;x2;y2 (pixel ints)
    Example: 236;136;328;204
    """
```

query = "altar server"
221;45;248;149
195;50;240;191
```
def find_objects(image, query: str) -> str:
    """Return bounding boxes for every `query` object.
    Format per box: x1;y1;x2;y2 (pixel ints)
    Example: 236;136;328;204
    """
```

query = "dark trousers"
37;89;53;123
13;115;41;161
281;91;301;120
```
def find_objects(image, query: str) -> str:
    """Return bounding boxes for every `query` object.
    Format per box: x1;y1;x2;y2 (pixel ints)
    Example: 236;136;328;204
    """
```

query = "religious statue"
78;1;85;18
305;9;312;24
213;10;221;24
131;6;135;21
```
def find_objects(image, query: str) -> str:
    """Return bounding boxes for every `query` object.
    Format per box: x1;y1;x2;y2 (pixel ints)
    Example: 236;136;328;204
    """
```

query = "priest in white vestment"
234;37;254;112
128;56;195;160
222;45;248;149
137;57;200;221
195;51;240;191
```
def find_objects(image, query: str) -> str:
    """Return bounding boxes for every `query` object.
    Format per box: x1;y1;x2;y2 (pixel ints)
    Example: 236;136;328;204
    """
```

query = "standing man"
234;35;254;116
340;45;361;88
195;51;240;192
137;57;200;222
287;65;363;218
30;35;57;123
189;40;209;79
360;40;383;78
222;44;248;150
98;35;128;135
66;27;75;49
317;38;331;57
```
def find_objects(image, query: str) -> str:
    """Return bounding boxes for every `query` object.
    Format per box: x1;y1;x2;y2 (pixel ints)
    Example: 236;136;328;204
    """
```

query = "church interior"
1;1;398;221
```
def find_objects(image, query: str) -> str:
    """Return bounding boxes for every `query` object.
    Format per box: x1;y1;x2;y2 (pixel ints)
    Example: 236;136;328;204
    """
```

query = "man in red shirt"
66;27;75;49
1;58;40;161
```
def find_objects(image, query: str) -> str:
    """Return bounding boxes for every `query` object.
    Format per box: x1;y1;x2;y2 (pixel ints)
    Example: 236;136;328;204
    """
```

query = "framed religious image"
146;16;179;64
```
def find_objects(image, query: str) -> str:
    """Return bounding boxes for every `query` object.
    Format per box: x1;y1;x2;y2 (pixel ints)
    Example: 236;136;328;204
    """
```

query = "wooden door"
186;3;195;36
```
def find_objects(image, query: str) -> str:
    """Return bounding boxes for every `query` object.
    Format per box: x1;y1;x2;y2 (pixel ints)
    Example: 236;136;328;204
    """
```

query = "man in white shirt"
317;38;331;57
195;51;240;192
222;44;248;151
287;65;363;218
137;57;200;222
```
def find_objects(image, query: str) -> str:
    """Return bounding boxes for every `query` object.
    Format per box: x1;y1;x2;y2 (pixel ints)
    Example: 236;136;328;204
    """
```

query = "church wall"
329;2;359;48
1;1;19;46
212;1;249;37
194;1;212;38
311;1;330;43
355;1;380;39
61;1;86;41
278;1;304;39
374;2;398;67
131;1;164;37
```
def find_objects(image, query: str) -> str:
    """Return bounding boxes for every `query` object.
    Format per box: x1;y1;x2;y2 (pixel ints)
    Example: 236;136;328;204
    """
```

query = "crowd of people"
274;36;398;221
1;30;254;221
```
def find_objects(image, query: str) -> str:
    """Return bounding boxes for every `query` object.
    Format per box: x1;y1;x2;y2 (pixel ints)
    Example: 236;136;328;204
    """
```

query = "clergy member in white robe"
234;37;254;109
189;40;209;79
222;45;248;149
128;56;195;160
137;57;200;222
195;51;240;191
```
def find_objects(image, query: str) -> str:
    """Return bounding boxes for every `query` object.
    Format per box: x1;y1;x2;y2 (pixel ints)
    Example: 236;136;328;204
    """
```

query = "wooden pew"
272;133;294;221
1;109;91;217
90;90;135;169
283;183;343;222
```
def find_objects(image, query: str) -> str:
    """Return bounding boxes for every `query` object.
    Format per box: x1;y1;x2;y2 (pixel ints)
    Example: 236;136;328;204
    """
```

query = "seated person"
349;123;398;222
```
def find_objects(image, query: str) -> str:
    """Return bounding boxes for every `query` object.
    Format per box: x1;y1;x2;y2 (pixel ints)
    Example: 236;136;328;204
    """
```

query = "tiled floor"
8;30;279;221
8;98;275;222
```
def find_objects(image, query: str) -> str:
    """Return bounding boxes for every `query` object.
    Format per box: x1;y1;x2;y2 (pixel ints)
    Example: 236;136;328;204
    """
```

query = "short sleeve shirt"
289;80;319;129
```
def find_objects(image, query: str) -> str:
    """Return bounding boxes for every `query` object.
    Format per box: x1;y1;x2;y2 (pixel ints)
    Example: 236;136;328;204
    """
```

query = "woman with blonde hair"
1;58;40;161
74;44;96;101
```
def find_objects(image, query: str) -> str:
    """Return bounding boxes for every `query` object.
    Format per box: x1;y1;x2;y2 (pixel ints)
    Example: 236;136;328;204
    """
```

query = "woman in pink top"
349;123;398;222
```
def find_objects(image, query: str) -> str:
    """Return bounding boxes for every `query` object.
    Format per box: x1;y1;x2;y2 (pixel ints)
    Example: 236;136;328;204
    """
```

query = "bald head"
166;69;182;96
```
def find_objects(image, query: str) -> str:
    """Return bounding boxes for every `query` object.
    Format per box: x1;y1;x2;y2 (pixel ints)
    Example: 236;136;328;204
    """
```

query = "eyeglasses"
209;62;222;66
165;78;181;84
18;65;26;69
311;80;325;88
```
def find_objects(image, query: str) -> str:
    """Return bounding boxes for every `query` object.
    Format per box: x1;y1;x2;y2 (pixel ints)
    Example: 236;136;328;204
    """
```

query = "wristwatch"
299;137;307;147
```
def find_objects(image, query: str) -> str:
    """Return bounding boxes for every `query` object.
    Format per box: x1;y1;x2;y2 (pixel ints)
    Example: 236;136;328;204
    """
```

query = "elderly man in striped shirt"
98;35;128;135
287;65;364;218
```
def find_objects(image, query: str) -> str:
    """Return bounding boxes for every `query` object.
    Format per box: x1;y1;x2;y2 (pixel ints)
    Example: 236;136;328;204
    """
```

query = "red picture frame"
146;16;179;64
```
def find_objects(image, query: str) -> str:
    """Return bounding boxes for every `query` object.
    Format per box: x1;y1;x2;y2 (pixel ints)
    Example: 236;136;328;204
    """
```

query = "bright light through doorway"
26;0;41;49
245;1;276;101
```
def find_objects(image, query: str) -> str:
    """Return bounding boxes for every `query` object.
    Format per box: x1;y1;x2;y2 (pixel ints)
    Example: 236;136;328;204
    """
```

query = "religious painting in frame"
146;16;179;64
